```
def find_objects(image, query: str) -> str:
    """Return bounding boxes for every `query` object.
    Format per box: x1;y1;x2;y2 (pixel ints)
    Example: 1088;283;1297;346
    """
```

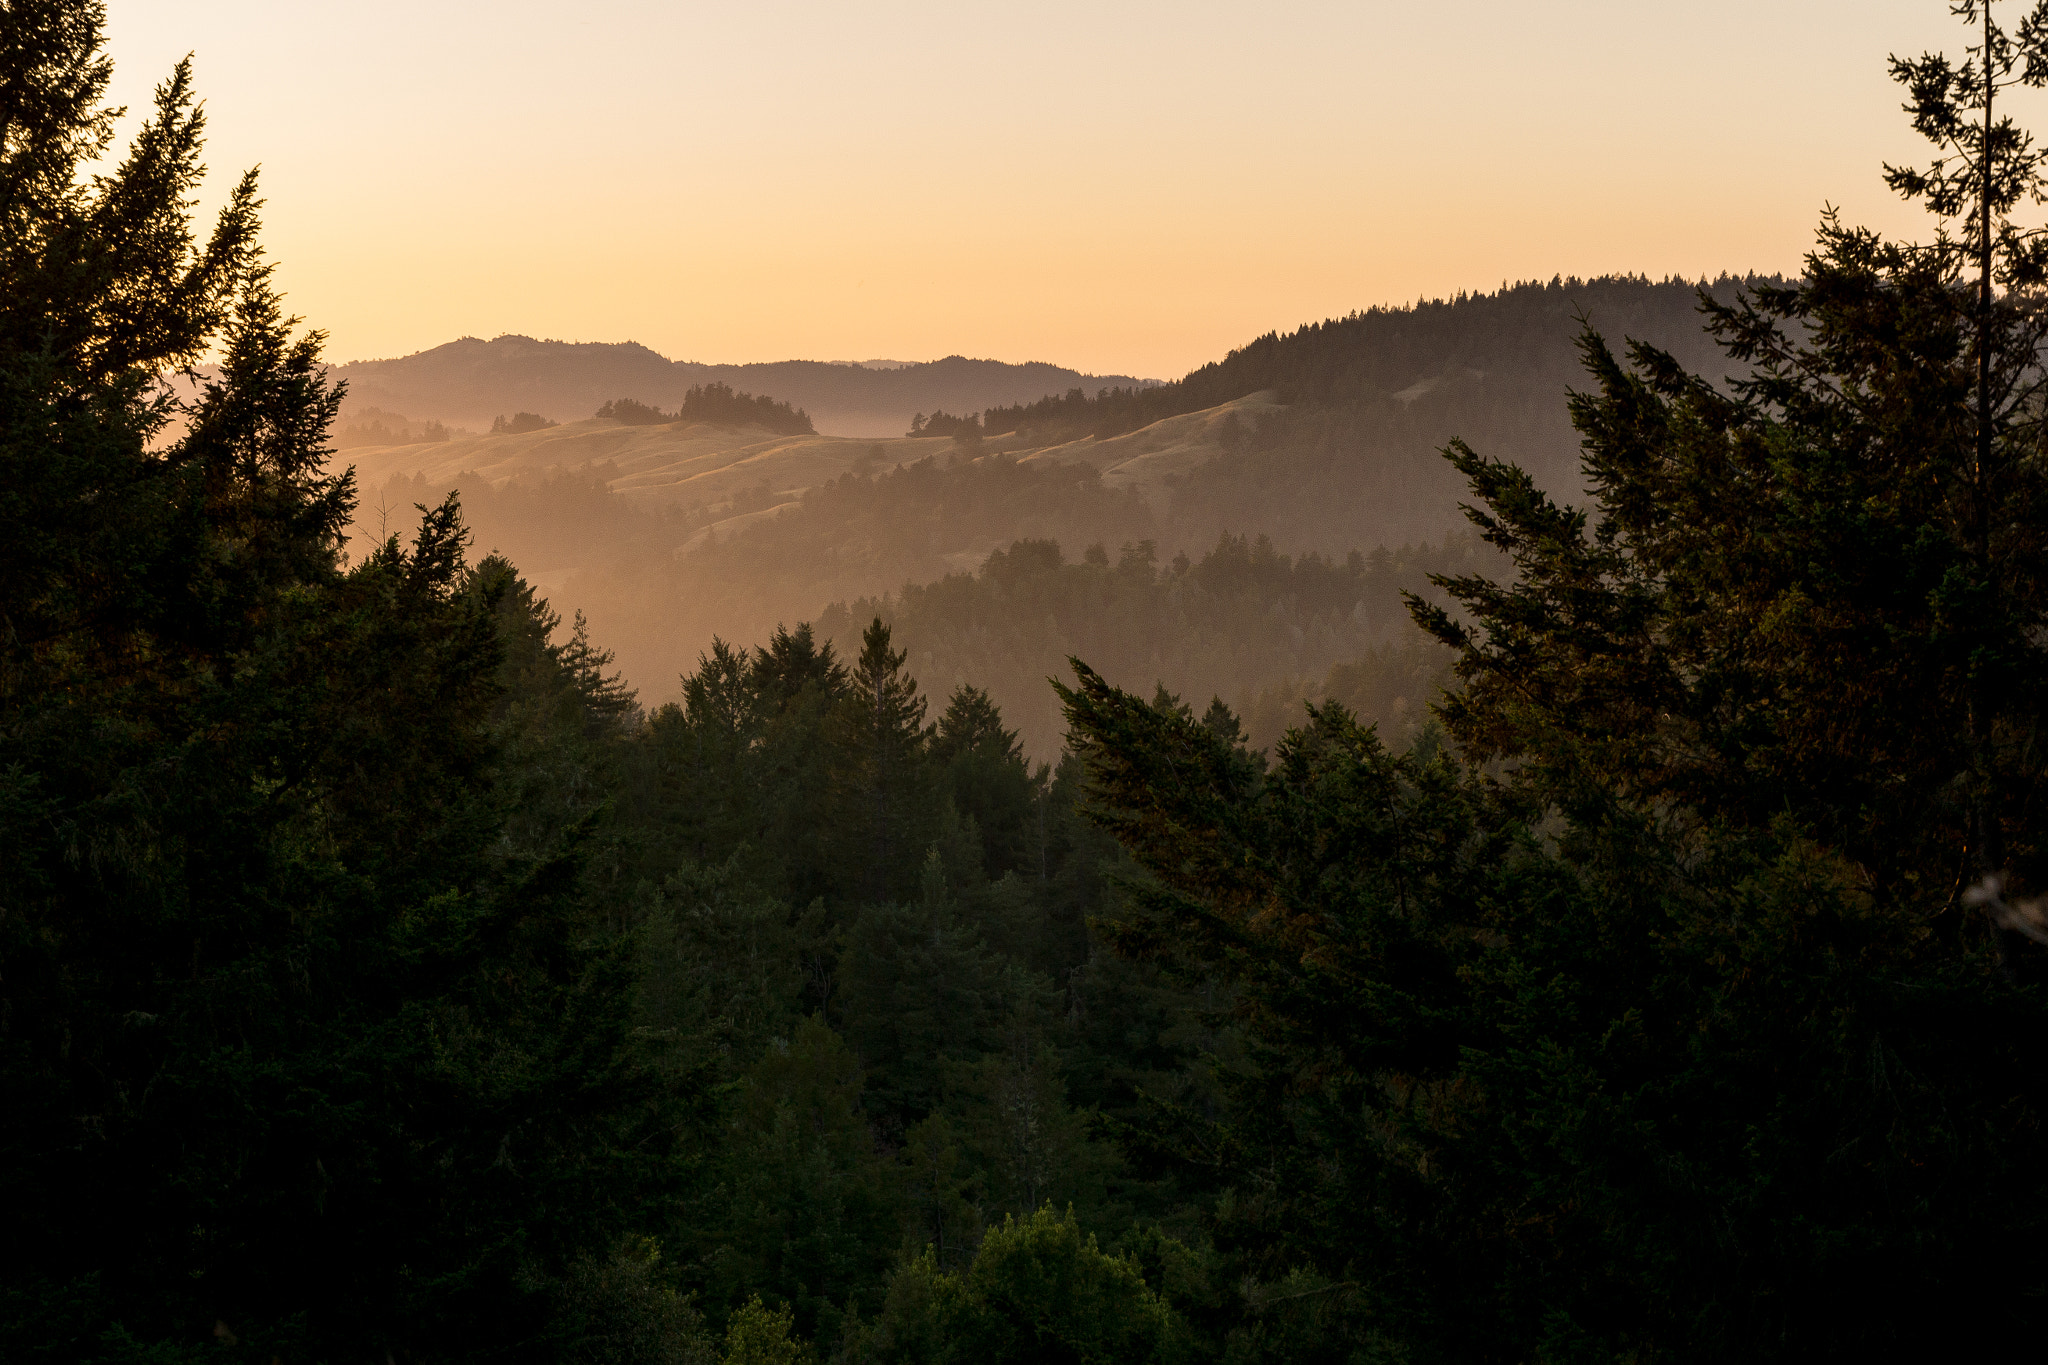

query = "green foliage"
494;410;560;434
0;13;689;1357
703;1018;901;1343
720;1297;813;1365
555;1242;716;1365
820;532;1473;760
636;858;807;1069
835;865;1009;1128
602;605;1226;1350
1063;666;2048;1358
848;1207;1182;1365
1053;9;2048;1357
930;686;1036;879
947;1025;1116;1227
839;617;935;901
1412;6;2048;907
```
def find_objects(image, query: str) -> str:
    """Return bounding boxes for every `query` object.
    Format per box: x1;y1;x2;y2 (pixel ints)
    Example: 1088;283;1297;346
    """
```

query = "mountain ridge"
329;335;1160;438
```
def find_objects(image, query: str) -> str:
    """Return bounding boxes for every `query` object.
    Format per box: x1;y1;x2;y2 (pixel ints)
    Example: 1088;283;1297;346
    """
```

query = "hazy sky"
102;1;2047;378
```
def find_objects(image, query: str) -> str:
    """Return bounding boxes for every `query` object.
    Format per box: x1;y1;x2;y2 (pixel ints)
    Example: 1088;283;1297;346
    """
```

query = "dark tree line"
599;383;814;436
978;273;1775;445
904;410;981;439
0;11;685;1357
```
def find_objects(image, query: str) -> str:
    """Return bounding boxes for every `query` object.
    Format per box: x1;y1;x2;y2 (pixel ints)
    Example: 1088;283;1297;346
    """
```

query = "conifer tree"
1413;0;2048;912
931;685;1037;880
1060;4;2048;1358
0;9;683;1356
657;637;765;868
841;617;932;902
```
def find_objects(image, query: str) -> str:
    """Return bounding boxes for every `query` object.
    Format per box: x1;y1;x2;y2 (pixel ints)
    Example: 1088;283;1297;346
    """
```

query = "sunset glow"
100;0;2027;377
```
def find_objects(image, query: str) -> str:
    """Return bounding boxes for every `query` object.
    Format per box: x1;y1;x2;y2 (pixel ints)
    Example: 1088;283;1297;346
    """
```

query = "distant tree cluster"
598;382;815;434
980;384;1159;441
906;408;981;438
594;395;674;425
331;405;451;447
491;409;557;434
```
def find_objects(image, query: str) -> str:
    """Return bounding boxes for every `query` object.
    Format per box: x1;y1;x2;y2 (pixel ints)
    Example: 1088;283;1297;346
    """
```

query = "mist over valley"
337;274;1763;754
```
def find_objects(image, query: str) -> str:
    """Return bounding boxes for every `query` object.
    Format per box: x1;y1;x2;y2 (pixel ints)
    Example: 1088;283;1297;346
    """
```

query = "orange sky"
102;1;2045;379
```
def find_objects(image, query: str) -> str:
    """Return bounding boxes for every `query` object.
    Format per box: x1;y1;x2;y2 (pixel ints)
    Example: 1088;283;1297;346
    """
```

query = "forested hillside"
368;451;1471;748
818;532;1473;758
10;5;2048;1363
1009;273;1784;553
339;276;1779;716
988;273;1756;441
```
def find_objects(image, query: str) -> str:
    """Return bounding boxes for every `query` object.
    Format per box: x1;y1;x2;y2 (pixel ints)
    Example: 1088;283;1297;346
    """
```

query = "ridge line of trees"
598;382;815;435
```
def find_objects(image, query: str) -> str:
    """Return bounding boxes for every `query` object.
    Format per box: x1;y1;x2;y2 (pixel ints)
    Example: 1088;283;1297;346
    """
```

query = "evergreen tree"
1058;5;2048;1357
840;618;932;903
649;637;766;870
706;1018;899;1345
931;685;1037;880
846;1206;1181;1365
751;624;851;905
0;11;684;1356
1413;0;2048;928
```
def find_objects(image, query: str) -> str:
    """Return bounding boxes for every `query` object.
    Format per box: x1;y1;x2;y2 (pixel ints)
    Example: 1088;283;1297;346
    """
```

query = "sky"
100;0;2048;379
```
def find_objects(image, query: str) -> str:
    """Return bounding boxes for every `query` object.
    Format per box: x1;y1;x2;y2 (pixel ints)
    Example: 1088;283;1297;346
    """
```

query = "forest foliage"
818;531;1471;759
7;3;2048;1362
366;449;1481;734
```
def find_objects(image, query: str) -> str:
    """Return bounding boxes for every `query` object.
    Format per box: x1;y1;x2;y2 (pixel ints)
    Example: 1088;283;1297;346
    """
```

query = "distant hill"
327;336;1159;438
991;273;1790;554
340;273;1778;721
984;273;1772;443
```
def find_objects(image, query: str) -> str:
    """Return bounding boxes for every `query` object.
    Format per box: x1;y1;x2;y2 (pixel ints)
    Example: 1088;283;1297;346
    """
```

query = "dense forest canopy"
8;2;2048;1362
817;531;1475;759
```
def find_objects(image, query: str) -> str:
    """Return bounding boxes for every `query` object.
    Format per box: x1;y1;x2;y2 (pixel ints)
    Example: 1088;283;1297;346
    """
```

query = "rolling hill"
337;274;1767;731
328;336;1159;438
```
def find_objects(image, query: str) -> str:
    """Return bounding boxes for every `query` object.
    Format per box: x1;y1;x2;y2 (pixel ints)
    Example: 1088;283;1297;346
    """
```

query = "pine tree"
931;685;1037;881
841;618;932;902
1059;5;2048;1357
0;10;684;1356
1411;0;2048;918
